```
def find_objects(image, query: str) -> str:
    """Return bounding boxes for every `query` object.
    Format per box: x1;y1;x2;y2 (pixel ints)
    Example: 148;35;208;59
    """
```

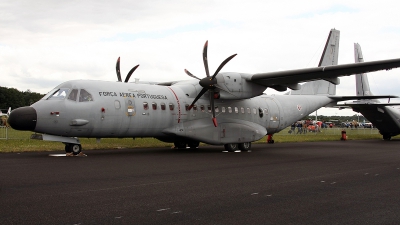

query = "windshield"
46;88;70;100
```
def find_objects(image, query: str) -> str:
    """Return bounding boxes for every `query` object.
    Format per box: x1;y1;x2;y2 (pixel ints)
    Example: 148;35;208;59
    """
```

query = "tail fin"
7;107;11;116
287;29;340;95
354;43;373;96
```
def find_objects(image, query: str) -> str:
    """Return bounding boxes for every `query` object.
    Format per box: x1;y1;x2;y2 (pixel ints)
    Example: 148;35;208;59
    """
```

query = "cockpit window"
47;88;70;100
79;89;93;102
68;89;78;101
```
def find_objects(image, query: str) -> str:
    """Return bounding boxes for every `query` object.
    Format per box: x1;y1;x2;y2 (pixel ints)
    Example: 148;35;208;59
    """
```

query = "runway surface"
1;140;400;224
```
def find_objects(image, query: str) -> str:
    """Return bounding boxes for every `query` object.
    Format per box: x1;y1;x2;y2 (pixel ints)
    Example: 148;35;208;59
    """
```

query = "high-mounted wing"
249;58;400;91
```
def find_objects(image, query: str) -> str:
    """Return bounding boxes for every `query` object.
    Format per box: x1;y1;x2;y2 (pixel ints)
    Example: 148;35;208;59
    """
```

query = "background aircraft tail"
354;43;379;103
286;29;339;95
354;43;373;96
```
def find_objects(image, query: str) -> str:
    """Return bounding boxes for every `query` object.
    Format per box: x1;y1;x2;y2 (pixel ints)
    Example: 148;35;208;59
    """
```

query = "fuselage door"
265;98;280;131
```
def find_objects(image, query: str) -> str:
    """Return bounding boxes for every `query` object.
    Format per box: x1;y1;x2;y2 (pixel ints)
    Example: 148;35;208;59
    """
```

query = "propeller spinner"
116;57;140;83
184;41;237;127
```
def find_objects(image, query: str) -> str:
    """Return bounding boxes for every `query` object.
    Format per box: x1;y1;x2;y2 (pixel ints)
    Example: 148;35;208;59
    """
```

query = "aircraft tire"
71;144;82;155
238;142;251;151
188;141;199;149
65;144;72;153
174;141;187;149
224;143;238;152
383;134;392;141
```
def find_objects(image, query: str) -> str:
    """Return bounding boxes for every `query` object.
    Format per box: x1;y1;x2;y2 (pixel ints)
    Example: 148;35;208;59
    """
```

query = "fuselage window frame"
161;102;166;110
143;102;149;110
169;103;174;111
152;102;157;110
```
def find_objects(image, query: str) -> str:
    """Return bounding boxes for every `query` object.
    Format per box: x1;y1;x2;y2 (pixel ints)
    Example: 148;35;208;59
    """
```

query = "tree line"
0;87;44;110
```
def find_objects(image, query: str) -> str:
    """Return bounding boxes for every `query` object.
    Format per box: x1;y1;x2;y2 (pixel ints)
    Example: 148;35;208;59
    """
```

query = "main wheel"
174;140;187;149
224;143;238;152
382;134;392;141
238;142;251;151
71;144;82;155
188;141;200;149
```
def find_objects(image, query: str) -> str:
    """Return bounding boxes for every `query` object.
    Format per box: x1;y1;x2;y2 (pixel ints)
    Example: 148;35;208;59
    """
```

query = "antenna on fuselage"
116;57;140;83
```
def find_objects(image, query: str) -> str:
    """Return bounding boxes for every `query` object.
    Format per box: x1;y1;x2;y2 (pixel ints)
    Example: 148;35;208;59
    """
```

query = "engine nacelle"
216;72;266;99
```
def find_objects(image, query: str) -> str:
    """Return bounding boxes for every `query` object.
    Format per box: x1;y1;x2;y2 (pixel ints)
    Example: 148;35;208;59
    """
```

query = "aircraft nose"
8;106;37;131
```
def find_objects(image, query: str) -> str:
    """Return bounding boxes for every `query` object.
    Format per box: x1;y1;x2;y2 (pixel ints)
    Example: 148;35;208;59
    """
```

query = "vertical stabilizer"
287;29;340;95
354;43;373;96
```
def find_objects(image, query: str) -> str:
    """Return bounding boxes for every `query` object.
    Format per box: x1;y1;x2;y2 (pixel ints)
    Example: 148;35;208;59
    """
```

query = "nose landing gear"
65;143;85;156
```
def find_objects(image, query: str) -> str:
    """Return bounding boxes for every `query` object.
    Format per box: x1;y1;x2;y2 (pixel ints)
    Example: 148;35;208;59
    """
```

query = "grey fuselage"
27;79;333;145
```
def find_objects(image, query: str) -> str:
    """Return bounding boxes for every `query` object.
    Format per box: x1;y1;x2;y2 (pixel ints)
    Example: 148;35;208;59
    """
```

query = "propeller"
116;57;140;83
184;41;237;127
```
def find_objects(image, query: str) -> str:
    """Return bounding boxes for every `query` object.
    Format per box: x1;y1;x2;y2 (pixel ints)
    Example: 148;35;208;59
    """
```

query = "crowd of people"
289;119;373;134
289;120;333;134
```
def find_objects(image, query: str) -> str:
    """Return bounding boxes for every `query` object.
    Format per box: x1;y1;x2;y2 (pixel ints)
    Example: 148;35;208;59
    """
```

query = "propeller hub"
199;77;217;88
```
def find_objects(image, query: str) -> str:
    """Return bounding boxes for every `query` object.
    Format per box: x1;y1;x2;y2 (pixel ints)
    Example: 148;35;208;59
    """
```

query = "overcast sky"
1;0;400;116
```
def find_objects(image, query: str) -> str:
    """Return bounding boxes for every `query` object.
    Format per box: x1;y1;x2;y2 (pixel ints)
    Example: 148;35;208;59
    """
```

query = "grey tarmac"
1;140;400;224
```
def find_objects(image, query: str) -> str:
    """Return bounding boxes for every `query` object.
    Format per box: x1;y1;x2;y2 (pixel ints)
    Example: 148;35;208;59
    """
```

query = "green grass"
0;127;385;153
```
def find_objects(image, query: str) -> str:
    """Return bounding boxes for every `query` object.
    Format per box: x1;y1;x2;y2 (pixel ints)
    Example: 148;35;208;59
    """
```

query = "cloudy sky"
1;0;400;116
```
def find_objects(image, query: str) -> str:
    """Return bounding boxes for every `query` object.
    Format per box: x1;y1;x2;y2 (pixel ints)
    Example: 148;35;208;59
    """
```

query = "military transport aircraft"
339;43;400;140
8;29;400;155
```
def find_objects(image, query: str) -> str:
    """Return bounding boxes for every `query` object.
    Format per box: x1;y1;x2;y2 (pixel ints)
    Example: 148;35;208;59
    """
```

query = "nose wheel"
65;144;82;155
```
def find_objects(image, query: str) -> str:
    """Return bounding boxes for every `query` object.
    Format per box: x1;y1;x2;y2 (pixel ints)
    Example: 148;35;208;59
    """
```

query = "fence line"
275;127;380;136
0;126;8;139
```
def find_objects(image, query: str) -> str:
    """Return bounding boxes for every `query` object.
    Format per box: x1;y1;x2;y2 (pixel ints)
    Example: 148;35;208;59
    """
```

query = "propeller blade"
203;41;210;77
209;90;218;127
188;87;208;110
116;57;122;82
211;53;237;79
124;64;140;83
184;69;201;80
212;117;218;127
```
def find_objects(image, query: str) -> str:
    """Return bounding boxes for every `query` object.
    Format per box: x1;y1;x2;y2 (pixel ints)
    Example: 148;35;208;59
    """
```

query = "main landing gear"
173;140;200;149
224;142;252;152
64;143;83;156
382;134;392;141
